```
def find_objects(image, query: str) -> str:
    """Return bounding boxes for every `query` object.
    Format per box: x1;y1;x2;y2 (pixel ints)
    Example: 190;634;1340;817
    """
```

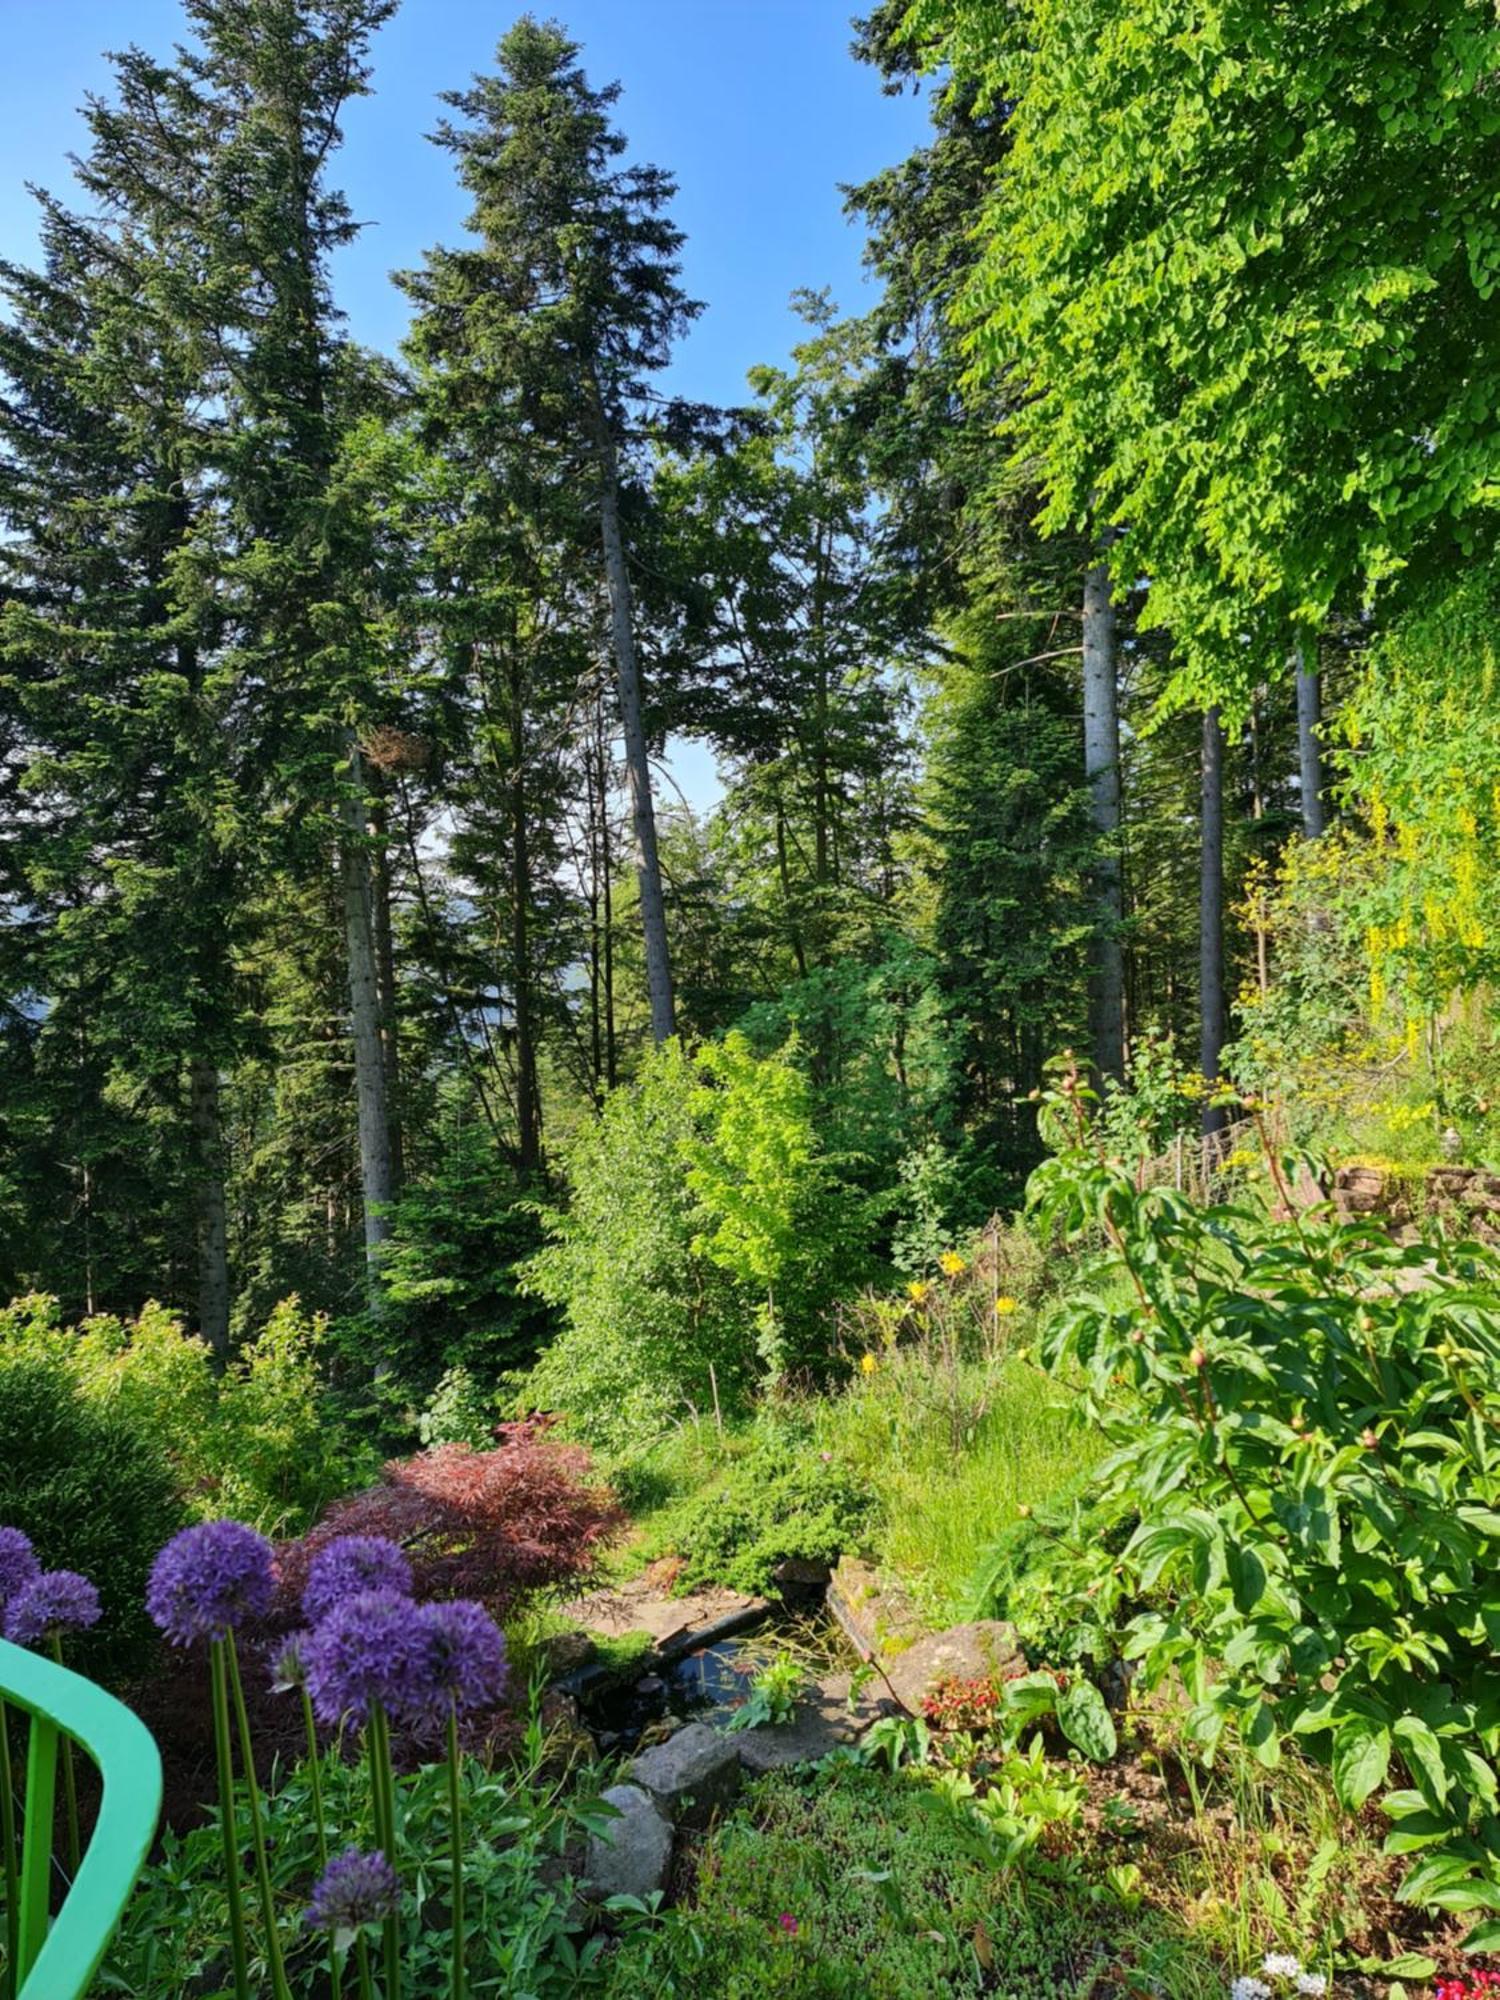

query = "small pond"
577;1616;851;1754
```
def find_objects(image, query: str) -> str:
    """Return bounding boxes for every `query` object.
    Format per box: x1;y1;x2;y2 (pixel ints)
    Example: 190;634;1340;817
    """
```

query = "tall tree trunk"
338;730;396;1303
509;652;541;1176
1200;707;1228;1142
587;370;676;1043
189;1058;230;1362
775;804;809;981
368;780;404;1192
1294;641;1326;839
1082;553;1126;1084
585;735;605;1105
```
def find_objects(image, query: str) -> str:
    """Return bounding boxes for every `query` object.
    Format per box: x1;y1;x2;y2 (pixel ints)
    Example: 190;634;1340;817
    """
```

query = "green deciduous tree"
913;0;1500;704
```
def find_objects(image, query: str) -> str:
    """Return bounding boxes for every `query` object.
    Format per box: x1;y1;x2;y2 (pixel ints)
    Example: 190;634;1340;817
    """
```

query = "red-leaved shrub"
276;1435;623;1622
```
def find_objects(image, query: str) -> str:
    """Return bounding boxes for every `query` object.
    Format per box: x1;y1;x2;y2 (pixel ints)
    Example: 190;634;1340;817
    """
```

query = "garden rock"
627;1720;741;1827
733;1669;898;1774
827;1555;926;1661
582;1783;673;1903
882;1620;1023;1714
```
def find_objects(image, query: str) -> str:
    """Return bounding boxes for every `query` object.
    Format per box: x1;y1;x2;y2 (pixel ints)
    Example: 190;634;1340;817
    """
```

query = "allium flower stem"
355;1935;377;2000
446;1704;465;2000
365;1701;402;2000
1;1694;19;2000
210;1640;251;2000
299;1690;341;2000
226;1634;292;2000
45;1635;80;1875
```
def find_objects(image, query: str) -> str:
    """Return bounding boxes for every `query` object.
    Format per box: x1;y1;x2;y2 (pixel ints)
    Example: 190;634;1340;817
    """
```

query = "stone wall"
1333;1162;1500;1244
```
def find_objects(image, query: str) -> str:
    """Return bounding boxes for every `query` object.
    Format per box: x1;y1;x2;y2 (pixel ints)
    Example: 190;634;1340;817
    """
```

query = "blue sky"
0;1;932;408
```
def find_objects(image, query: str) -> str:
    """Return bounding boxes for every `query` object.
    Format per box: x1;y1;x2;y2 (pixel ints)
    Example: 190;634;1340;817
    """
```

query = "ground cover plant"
600;1760;1213;1998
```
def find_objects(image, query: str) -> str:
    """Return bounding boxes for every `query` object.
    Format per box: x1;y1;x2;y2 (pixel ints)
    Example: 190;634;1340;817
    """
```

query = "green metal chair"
0;1635;161;2000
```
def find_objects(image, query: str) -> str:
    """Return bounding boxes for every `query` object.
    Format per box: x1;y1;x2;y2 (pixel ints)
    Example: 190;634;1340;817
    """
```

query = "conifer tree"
82;0;404;1312
0;64;243;1345
409;17;699;1046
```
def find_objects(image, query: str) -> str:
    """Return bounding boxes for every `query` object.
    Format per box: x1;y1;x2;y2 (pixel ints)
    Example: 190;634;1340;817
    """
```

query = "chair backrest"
1;1635;161;1999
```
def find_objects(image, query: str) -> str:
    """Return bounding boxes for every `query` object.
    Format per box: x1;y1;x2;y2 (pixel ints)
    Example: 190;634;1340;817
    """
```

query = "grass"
815;1345;1095;1622
593;1365;1089;1621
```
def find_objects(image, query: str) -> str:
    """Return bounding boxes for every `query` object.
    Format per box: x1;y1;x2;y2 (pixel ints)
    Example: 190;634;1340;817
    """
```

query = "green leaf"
1056;1679;1117;1762
1393;1715;1448;1810
1246;1700;1281;1768
1225;1538;1267;1613
1333;1715;1392;1811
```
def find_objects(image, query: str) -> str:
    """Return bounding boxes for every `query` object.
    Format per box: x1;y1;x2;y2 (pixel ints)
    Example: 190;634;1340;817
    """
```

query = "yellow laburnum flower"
907;1280;931;1304
939;1251;967;1278
995;1296;1019;1316
859;1352;878;1376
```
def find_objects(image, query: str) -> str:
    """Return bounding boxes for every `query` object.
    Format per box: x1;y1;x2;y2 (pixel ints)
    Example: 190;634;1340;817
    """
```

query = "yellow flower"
906;1280;931;1304
939;1251;967;1278
995;1296;1019;1316
859;1352;878;1376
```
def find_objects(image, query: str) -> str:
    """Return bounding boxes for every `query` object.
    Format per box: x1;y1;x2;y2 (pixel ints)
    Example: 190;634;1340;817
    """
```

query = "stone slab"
558;1575;768;1657
731;1669;899;1774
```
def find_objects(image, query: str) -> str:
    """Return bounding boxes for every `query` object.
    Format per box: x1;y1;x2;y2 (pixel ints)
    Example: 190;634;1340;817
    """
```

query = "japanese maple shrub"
1029;1068;1500;1947
278;1431;624;1622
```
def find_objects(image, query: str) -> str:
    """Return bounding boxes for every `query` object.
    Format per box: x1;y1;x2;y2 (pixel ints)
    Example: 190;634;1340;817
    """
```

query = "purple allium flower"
0;1528;40;1611
412;1599;508;1725
270;1629;311;1693
146;1520;276;1646
303;1845;400;1948
302;1535;413;1627
303;1589;430;1728
5;1570;101;1647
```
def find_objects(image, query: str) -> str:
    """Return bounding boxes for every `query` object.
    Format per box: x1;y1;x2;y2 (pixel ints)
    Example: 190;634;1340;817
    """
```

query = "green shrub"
0;1353;185;1673
418;1363;497;1448
1029;1067;1500;1947
645;1417;874;1596
524;1037;869;1452
0;1292;374;1537
378;1126;557;1395
208;1297;377;1532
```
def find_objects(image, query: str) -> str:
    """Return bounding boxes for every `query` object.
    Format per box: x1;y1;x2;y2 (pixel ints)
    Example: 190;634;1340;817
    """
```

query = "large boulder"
882;1620;1024;1715
582;1783;673;1903
627;1720;741;1827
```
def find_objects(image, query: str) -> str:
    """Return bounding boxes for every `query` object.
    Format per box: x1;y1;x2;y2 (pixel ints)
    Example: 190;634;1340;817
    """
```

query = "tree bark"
368;780;404;1192
587;370;676;1043
1082;553;1126;1084
189;1058;230;1363
1294;641;1326;839
509;650;542;1175
338;730;396;1301
1200;707;1228;1142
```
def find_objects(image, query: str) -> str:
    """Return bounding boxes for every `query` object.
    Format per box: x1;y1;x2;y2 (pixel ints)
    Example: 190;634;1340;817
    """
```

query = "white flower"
1262;1957;1302;1981
1231;1981;1273;2000
1295;1979;1327;1998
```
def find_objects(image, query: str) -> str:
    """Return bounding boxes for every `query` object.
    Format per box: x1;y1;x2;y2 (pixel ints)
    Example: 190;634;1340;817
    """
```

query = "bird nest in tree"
361;724;433;774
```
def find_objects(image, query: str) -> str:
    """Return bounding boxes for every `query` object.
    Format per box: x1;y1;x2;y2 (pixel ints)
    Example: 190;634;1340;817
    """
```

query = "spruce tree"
408;17;700;1047
0;77;243;1346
